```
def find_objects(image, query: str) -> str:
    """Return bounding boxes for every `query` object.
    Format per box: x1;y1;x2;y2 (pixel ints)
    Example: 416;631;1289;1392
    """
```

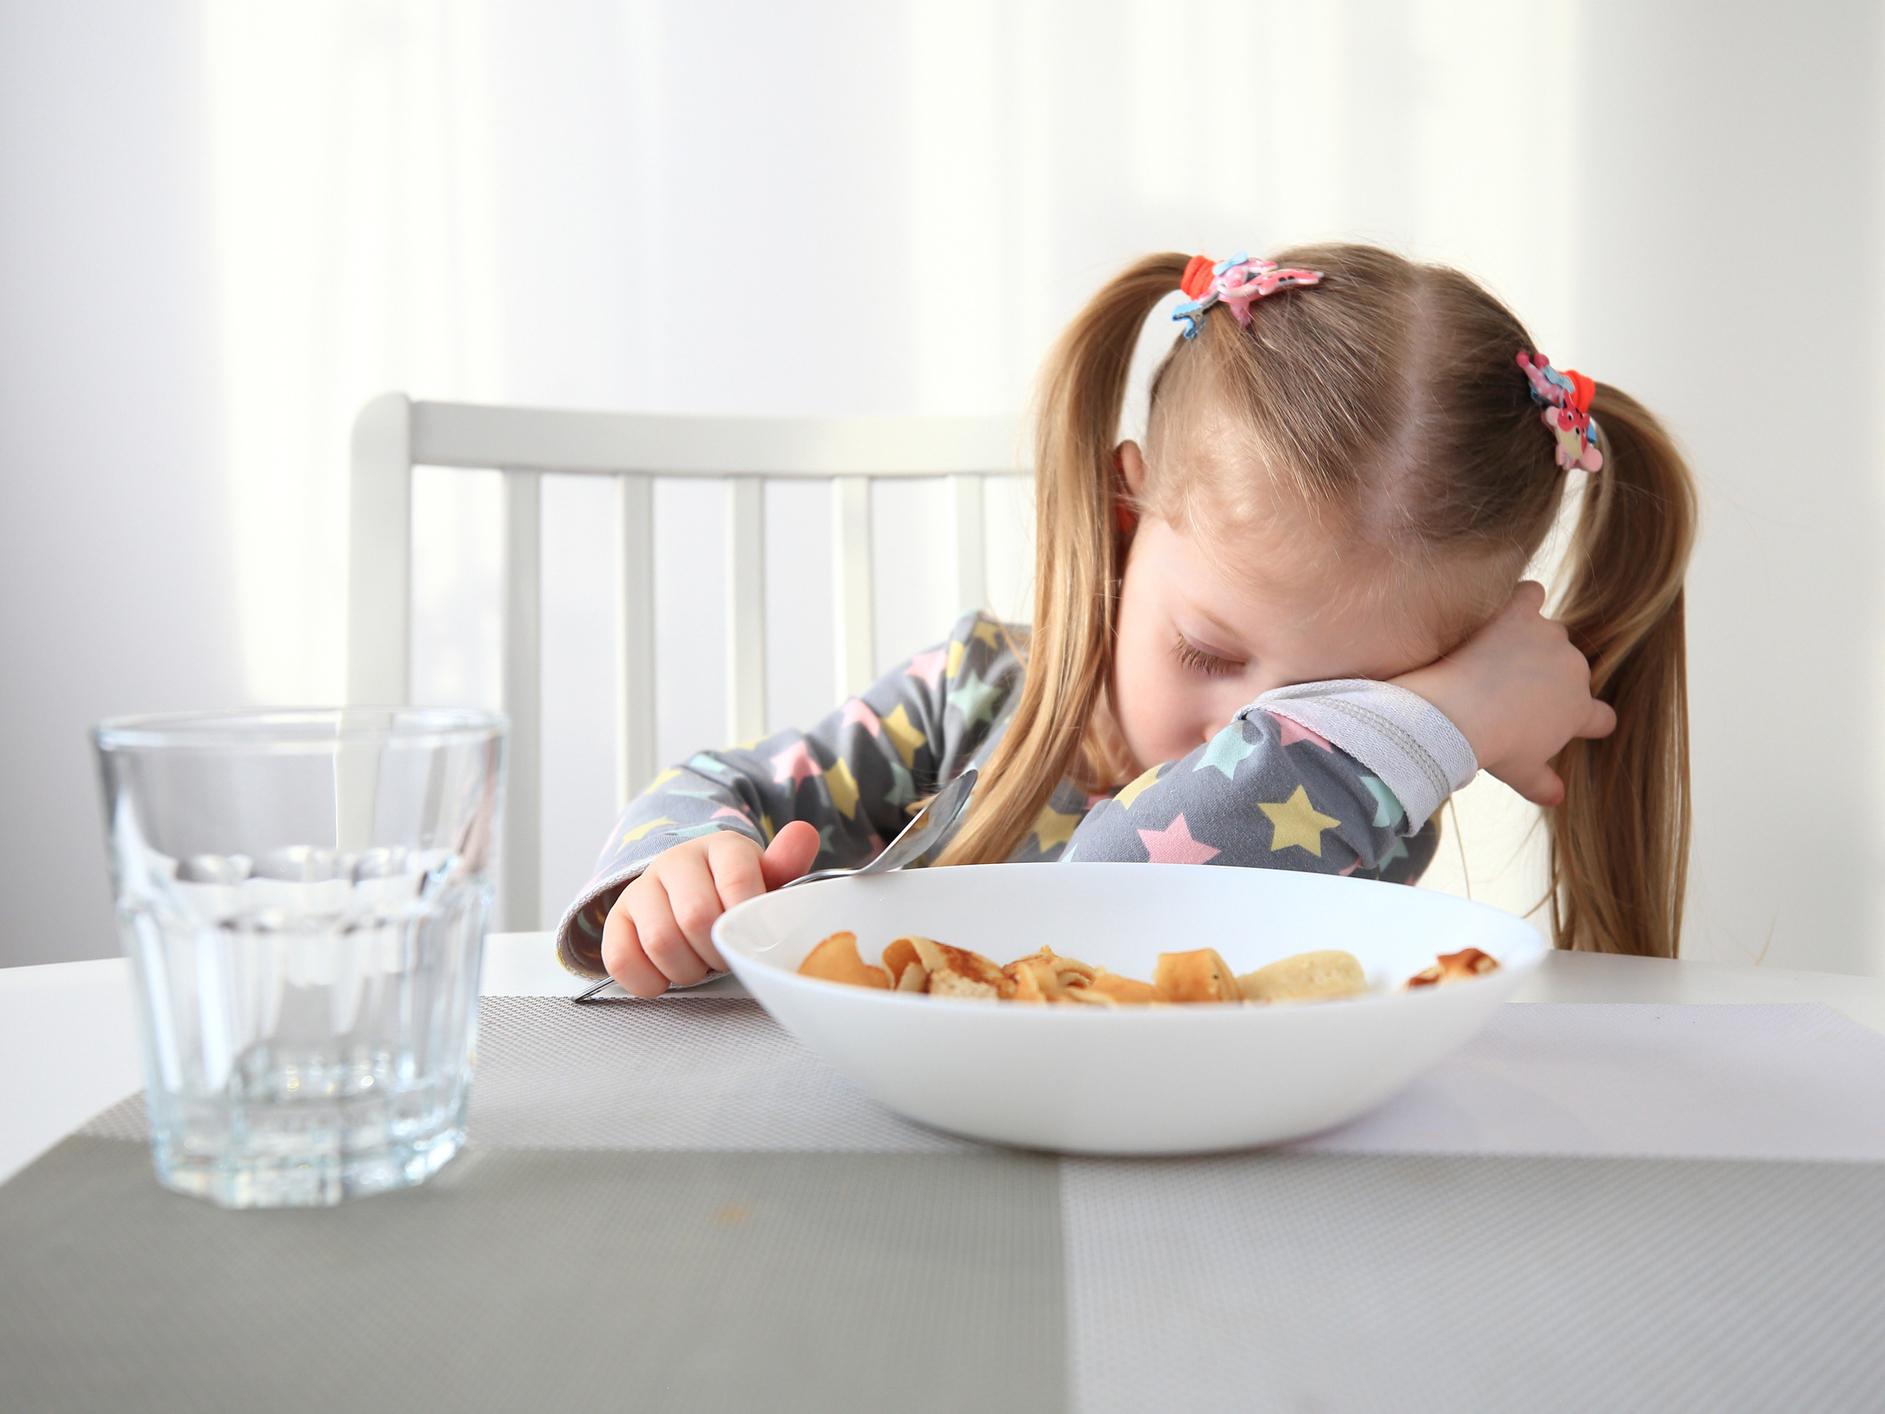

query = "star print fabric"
554;608;1477;978
1061;703;1455;881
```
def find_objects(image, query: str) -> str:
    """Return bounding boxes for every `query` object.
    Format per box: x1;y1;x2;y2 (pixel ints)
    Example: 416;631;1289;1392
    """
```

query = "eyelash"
1171;632;1243;678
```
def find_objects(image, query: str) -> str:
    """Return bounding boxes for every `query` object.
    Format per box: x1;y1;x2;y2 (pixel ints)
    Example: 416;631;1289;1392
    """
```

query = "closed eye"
1171;631;1243;678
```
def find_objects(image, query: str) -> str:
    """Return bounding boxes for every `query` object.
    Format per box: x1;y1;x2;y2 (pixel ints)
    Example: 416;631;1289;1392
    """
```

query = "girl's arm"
555;607;1001;974
1066;577;1621;883
1061;680;1474;883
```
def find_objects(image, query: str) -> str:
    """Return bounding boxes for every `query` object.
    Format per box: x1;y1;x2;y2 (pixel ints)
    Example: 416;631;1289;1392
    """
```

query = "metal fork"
570;767;977;1002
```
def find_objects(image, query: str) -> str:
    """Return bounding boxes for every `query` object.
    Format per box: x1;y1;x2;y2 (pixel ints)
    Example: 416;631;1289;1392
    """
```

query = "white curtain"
3;0;1880;969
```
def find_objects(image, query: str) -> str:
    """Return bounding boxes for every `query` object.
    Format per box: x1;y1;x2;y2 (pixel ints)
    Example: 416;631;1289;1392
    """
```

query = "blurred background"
2;0;1880;973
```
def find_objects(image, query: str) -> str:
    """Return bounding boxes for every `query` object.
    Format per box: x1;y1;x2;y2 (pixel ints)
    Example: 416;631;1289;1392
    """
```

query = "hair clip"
1172;251;1325;340
1517;351;1603;473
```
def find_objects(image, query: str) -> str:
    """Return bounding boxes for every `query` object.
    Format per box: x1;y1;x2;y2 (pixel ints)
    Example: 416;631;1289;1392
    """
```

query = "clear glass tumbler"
91;708;507;1208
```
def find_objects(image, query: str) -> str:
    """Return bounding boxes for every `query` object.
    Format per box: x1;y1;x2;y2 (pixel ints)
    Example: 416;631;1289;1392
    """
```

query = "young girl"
556;242;1697;997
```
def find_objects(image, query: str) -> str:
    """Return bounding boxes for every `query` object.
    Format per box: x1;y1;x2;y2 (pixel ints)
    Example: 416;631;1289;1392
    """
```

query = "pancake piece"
1404;947;1499;989
882;937;925;990
908;936;1016;1000
1004;947;1100;1004
1238;949;1366;1004
799;931;892;990
1153;948;1241;1003
1086;971;1162;1005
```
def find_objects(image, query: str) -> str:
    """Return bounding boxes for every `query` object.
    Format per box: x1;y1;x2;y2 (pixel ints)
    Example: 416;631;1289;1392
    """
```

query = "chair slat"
501;470;543;931
347;394;414;704
615;474;657;806
831;477;875;699
341;396;416;871
726;479;767;744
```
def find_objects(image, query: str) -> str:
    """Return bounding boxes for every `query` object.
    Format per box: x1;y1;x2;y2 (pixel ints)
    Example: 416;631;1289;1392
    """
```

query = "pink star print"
905;648;946;691
1136;812;1222;865
769;741;821;788
1268;712;1334;752
1337;856;1360;876
711;806;748;822
841;698;882;736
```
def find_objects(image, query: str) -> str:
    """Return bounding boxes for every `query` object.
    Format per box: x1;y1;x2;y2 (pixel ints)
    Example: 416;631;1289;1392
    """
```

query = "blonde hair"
929;242;1697;960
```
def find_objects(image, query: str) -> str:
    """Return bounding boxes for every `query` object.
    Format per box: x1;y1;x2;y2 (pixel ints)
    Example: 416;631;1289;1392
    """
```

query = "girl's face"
1106;439;1450;777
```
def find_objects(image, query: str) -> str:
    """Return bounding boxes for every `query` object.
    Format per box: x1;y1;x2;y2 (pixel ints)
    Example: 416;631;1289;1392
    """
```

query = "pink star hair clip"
1173;251;1326;340
1517;351;1604;473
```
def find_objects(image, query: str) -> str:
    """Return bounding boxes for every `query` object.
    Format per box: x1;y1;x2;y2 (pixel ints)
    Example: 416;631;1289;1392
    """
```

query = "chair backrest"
347;393;1029;930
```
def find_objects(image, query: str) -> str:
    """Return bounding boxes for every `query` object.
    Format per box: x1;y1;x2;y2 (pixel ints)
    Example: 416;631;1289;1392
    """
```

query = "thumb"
759;819;822;890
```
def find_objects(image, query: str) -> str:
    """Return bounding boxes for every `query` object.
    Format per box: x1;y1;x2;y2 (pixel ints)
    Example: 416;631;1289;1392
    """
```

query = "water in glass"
92;709;506;1207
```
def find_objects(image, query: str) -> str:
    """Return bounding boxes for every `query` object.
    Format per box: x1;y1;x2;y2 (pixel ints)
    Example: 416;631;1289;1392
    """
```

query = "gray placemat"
7;996;1885;1413
80;995;980;1153
1062;1151;1885;1413
0;1137;1065;1414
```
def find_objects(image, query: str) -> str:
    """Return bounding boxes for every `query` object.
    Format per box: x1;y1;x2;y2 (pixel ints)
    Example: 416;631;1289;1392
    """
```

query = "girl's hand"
1391;580;1617;808
600;820;822;997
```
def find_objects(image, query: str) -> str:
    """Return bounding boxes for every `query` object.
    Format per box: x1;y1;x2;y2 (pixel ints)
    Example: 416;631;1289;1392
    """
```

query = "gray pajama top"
554;608;1479;979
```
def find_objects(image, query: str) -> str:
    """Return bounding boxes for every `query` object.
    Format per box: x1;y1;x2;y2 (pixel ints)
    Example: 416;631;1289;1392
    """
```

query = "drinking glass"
90;708;506;1207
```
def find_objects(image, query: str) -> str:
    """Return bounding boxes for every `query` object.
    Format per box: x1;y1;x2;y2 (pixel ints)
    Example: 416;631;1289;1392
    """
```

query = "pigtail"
1546;385;1699;956
932;254;1190;866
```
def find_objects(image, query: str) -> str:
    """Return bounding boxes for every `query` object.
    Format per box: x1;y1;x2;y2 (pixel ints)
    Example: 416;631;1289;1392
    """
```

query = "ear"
1114;440;1148;498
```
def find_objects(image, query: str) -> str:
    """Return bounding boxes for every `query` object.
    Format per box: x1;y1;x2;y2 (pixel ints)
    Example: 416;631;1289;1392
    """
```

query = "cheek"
1114;648;1211;759
1112;627;1169;738
1111;551;1220;759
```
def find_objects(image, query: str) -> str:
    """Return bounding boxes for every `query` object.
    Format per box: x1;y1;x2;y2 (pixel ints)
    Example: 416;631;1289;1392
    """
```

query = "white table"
8;938;1885;1413
4;937;1882;1187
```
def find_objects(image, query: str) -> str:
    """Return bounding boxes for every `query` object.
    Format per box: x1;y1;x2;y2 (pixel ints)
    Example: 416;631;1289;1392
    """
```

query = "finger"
659;845;728;973
1513;579;1548;614
628;878;710;988
708;831;768;911
760;819;823;890
600;892;669;999
1582;699;1619;738
1506;763;1565;808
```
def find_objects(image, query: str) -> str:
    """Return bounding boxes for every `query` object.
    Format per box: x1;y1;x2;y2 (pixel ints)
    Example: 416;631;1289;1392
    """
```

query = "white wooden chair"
346;394;1028;930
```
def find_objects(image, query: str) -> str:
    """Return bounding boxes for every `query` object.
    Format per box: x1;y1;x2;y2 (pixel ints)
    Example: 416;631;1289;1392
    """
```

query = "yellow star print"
1029;803;1082;852
826;758;860;817
971;620;1006;651
946;640;965;679
637;767;681;797
619;816;675;848
882;703;925;768
1259;786;1341;857
1114;763;1163;810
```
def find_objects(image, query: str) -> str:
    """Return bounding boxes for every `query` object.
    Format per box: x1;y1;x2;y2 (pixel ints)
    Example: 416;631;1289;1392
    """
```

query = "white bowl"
712;863;1547;1155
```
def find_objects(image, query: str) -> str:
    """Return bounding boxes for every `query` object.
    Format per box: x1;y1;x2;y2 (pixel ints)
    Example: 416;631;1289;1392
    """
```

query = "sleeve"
1061;681;1475;885
553;608;992;977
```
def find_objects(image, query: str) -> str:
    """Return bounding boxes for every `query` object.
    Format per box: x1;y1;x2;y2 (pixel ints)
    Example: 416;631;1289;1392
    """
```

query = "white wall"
3;0;1880;973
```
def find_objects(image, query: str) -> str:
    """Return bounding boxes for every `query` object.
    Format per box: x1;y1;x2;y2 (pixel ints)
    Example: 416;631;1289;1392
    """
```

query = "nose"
1206;693;1251;746
1201;687;1257;746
